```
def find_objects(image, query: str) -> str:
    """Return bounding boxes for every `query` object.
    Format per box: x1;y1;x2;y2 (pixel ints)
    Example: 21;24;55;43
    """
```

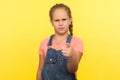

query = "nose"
59;20;63;26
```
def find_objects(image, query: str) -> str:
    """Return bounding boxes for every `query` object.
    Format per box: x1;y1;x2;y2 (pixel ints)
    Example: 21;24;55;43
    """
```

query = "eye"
54;19;59;22
62;18;67;21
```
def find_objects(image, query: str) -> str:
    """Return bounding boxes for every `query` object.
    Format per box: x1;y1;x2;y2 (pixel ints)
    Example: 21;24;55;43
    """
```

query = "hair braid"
69;22;73;36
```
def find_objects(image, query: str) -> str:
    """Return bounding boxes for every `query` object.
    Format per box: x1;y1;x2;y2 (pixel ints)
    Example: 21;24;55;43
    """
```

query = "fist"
61;43;75;57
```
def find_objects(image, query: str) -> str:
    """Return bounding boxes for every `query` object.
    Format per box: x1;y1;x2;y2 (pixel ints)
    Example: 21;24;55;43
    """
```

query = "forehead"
52;8;69;19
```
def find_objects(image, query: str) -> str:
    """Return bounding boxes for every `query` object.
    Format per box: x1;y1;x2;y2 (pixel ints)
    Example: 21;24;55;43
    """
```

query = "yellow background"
0;0;120;80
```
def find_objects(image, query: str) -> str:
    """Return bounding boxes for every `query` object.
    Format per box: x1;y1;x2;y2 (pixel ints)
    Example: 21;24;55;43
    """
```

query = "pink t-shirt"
39;36;83;56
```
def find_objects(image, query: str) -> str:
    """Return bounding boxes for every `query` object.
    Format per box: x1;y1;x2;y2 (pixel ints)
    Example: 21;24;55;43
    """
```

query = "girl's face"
51;8;72;35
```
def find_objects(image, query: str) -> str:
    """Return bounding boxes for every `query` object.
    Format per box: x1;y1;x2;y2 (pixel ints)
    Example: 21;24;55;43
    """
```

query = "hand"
61;43;75;58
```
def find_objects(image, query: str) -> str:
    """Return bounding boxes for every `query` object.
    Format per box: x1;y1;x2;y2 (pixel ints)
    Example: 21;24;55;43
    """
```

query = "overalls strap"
47;35;54;46
66;34;72;43
47;34;72;46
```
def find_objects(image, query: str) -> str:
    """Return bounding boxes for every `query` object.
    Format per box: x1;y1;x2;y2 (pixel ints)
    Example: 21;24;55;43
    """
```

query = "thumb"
66;43;71;48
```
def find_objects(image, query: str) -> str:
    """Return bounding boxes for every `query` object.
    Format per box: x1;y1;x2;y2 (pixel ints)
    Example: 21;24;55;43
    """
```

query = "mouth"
58;27;65;30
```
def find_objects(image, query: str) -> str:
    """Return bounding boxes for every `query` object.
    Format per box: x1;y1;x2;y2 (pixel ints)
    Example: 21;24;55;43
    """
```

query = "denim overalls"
41;35;76;80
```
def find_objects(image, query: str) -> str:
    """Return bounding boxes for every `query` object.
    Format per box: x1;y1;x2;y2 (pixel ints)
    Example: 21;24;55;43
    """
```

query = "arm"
36;55;45;80
62;43;83;73
67;51;83;73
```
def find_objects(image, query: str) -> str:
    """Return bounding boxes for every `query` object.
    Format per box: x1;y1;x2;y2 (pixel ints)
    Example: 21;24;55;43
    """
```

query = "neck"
53;33;68;42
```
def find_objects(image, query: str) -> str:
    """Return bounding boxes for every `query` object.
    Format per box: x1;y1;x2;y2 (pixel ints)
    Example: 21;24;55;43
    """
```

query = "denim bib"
41;35;76;80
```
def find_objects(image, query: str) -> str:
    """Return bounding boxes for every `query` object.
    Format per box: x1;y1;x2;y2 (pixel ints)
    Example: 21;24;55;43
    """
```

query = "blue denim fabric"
41;35;76;80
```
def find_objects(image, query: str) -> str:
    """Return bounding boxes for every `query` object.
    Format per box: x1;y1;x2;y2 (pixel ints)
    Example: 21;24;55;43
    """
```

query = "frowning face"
51;8;72;35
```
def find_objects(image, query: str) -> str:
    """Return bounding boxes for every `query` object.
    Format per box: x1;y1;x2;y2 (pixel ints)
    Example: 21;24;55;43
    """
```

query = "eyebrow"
54;18;67;21
62;18;67;20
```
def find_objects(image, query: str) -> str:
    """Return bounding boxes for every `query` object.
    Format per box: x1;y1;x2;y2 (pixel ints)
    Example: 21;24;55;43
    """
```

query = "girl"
37;3;83;80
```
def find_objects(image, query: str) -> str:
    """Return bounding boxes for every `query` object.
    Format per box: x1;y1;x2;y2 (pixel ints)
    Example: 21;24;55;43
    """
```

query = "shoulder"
40;38;50;47
71;36;83;44
71;36;83;52
39;38;50;56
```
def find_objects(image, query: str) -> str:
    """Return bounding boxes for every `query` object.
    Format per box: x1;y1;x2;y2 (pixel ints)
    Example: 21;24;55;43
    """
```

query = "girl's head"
49;3;73;36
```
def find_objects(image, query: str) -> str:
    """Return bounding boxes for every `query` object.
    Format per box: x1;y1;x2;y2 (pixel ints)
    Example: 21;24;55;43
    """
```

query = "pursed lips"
58;27;65;30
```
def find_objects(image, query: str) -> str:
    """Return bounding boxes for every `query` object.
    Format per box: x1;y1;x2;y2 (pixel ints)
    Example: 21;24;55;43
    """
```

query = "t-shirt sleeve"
39;41;45;56
72;38;83;53
39;38;49;56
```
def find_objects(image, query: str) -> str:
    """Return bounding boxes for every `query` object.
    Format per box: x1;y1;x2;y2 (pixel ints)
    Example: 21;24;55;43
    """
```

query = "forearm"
36;55;44;80
67;52;78;73
62;43;83;73
36;69;42;80
67;51;83;73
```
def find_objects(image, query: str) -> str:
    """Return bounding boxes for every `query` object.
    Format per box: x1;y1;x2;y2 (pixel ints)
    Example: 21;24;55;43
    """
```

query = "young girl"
37;3;83;80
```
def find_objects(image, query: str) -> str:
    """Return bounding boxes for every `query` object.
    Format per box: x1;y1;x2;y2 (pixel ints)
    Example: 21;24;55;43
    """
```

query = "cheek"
51;22;57;27
53;23;58;28
65;21;71;27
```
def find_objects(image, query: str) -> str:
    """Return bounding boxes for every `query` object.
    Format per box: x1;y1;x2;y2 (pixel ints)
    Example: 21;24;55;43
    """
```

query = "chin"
55;30;68;35
58;32;67;35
